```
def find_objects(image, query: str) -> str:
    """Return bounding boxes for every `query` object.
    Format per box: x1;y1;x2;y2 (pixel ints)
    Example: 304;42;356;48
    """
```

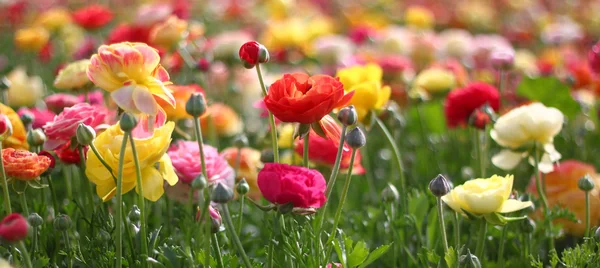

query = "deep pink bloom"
258;163;327;208
167;141;235;187
589;41;600;74
44;94;80;114
0;213;28;242
17;107;55;129
77;90;105;105
43;103;107;150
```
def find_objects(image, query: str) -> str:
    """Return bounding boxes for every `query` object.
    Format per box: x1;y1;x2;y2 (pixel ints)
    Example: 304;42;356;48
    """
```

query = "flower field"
1;0;600;267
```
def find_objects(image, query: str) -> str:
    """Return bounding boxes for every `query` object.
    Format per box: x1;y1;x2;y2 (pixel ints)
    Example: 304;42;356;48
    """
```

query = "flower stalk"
475;220;487;259
17;241;33;268
437;197;449;253
191;116;211;267
128;134;149;267
532;142;554;250
221;204;252;268
212;233;225;268
255;64;279;163
114;131;130;268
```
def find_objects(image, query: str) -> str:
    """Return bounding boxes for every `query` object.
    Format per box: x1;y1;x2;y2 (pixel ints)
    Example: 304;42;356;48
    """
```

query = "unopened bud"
337;106;358;126
27;128;46;146
192;175;207;190
236;178;249;195
578;174;595;192
119;113;138;132
185;93;207;117
211;183;234;204
20;113;33;128
521;218;536;234
53;214;72;231
429;174;451;197
469;110;491;130
233;134;248;148
27;213;43;228
128;205;141;222
260;149;274;163
76;123;96;146
196;58;210;72
345;127;366;149
382;183;399;203
0;114;13;140
459;249;482;268
98;229;111;242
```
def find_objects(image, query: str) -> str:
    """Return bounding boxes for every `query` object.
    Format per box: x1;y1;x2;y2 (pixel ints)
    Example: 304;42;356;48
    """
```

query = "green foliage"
516;76;580;119
332;231;391;268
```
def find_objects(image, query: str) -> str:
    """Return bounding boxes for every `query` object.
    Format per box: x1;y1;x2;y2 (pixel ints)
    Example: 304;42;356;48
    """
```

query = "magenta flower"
44;93;80;114
17;107;55;129
258;163;327;208
43;103;107;150
167;141;235;187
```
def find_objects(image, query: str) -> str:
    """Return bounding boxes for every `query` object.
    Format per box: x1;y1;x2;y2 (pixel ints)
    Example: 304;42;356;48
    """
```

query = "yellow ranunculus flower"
262;17;333;52
6;67;44;108
0;104;28;150
86;122;178;202
14;27;50;52
410;68;456;100
277;124;296;149
35;8;72;32
149;15;188;49
404;6;434;30
54;59;92;90
442;175;532;215
337;64;391;122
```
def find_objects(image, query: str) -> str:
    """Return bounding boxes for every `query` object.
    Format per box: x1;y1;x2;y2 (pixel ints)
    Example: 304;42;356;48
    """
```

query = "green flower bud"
236;178;250;195
211;183;234;204
459;249;482;268
119;113;138;132
594;226;600;241
27;128;46;146
382;183;399;203
97;229;112;242
185;93;207;117
578;174;595;192
258;45;270;64
128;205;141;222
345;127;366;149
192;175;207;190
233;134;249;148
28;213;43;228
20;113;34;127
429;174;451;197
337;105;358;126
53;214;72;231
260;149;275;163
76;123;96;146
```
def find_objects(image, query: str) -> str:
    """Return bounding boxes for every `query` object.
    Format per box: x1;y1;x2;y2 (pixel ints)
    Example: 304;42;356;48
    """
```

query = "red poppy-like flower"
0;213;28;242
258;163;327;208
55;141;87;164
43;103;107;150
239;41;261;65
2;148;51;180
72;5;113;30
264;73;354;124
589;41;600;74
444;82;500;128
107;24;152;45
294;130;365;174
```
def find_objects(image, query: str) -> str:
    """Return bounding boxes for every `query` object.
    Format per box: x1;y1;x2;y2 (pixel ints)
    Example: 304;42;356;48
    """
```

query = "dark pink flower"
44;94;80;114
43;103;107;150
17;107;55;129
258;163;326;208
167;141;235;187
0;213;28;242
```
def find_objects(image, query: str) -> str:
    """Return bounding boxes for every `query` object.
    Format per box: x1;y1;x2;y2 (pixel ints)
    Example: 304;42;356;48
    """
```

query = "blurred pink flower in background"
44;93;79;114
167;141;235;186
17;107;55;129
43;103;107;150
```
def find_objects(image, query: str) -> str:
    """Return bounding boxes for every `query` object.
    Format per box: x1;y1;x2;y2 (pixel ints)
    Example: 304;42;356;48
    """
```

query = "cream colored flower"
491;103;564;173
410;68;456;100
6;67;44;107
54;59;92;90
442;175;532;215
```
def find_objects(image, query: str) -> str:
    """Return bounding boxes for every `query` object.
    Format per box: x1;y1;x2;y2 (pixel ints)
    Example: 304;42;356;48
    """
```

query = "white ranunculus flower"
490;102;564;173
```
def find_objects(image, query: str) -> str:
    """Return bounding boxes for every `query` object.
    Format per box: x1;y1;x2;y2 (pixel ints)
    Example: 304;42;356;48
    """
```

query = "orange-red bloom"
2;148;51;181
264;73;354;124
72;5;113;30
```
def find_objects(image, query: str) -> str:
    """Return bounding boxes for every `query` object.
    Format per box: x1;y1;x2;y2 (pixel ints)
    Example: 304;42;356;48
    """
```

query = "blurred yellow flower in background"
337;64;391;122
0;104;28;150
150;16;188;49
201;103;243;137
277;124;296;149
54;59;92;90
410;68;456;100
262;17;334;51
221;147;263;200
6;67;44;108
35;8;72;32
405;6;434;30
86;121;178;202
58;23;85;53
14;27;50;52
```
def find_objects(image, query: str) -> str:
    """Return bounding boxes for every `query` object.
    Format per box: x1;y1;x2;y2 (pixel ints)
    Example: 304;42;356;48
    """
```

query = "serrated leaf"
347;241;369;267
516;76;580;119
358;244;391;268
444;246;458;268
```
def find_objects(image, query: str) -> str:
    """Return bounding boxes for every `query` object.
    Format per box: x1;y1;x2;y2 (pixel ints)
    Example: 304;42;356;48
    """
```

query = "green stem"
437;197;449;253
64;165;73;200
212;234;225;268
325;149;357;258
0;142;12;214
78;146;95;215
498;225;508;267
89;143;117;181
188;187;195;216
267;213;279;268
474;129;486;178
63;231;73;268
302;135;309;168
191;116;211;267
475;220;487;260
46;175;60;214
532;143;554;250
30;226;37;256
114;132;130;268
453;212;460;250
17;241;33;268
19;193;29;216
237;195;244;234
128;134;149;267
222;204;252;268
585;191;590;237
255;64;279;163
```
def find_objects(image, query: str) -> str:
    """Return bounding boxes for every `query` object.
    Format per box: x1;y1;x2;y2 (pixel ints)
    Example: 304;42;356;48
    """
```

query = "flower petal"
497;199;533;213
111;85;140;113
491;149;524;170
137;167;165;202
132;87;159;116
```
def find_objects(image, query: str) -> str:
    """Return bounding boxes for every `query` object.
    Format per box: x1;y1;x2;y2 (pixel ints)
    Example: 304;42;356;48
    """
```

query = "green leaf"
33;256;50;268
427;207;438;248
347;241;369;267
483;213;507;226
332;238;347;268
445;247;458;268
358;244;391;268
516;76;580;119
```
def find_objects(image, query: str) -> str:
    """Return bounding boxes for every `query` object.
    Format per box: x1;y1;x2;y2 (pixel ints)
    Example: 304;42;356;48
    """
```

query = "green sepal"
27;178;48;189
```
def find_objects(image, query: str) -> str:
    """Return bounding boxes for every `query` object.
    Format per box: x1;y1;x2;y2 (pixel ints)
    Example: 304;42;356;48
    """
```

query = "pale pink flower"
167;141;235;187
43;103;107;150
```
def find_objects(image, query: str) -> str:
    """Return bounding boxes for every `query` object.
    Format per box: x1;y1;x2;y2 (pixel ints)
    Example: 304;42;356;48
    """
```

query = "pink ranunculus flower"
43;103;107;150
258;163;327;208
44;93;80;114
167;141;235;187
77;90;105;106
17;107;55;129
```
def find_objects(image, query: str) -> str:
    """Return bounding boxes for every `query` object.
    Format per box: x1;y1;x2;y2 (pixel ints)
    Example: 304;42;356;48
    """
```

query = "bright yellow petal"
137;167;165;202
375;85;391;109
158;154;178;186
497;199;533;213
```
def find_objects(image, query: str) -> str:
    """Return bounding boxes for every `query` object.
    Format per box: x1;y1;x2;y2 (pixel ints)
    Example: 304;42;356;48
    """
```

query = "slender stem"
325;149;357;258
46;176;60;214
255;64;279;163
78;146;95;214
437;197;449;253
498;225;508;267
221;204;252;268
30;226;37;255
0;142;12;214
19;193;29;216
533;143;554;250
387;204;398;268
475;220;487;260
267;213;279;268
128;134;149;267
17;241;33;268
191;116;211;267
237;195;244;234
453;212;460;250
89;143;117;181
212;234;225;268
585;191;591;237
188;187;195;215
63;231;73;268
302;135;309;168
114;132;130;268
64;165;73;200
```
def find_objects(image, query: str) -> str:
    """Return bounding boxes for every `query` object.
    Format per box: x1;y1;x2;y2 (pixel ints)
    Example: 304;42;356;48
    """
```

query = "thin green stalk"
78;146;95;214
188;188;195;216
114;132;130;268
89;143;117;181
19;193;29;216
475;220;487;260
387;204;398;268
474;130;486;178
325;149;357;258
63;231;73;268
532;143;554;250
585;191;590;237
30;226;38;255
453;212;460;250
212;234;225;268
255;64;279;163
191;116;211;267
64;165;73;200
237;195;244;234
46;176;60;214
17;241;33;268
128;134;149;267
267;213;279;268
437;197;449;253
303;135;309;168
0;142;12;214
222;204;252;268
498;225;508;267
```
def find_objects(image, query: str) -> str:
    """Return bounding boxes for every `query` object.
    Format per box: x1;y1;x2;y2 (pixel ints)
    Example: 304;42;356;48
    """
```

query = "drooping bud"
429;174;451;197
382;183;399;203
579;174;595;192
27;128;46;146
185;92;207;117
345;127;366;149
211;183;234;204
53;214;72;231
119;113;138;132
337;105;358;126
459;249;482;268
192;174;207;190
236;178;250;196
76;123;96;146
233;134;248;148
260;149;275;163
0;114;13;141
27;213;43;228
128;205;141;222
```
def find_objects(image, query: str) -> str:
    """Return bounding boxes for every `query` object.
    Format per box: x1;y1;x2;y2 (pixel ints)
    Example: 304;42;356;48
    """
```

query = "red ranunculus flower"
0;213;28;242
264;73;354;124
107;24;152;45
444;82;500;128
55;141;87;164
257;163;326;208
239;41;261;65
72;5;113;30
294;130;365;174
589;41;600;74
2;148;51;181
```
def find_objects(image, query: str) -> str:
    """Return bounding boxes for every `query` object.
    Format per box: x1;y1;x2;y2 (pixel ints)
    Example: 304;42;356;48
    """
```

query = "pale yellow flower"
35;8;72;31
54;60;92;90
6;67;44;107
405;6;434;30
410;68;456;100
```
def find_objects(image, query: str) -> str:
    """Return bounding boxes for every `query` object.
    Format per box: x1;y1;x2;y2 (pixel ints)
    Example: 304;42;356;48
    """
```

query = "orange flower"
220;147;263;200
527;160;600;236
159;84;204;120
2;148;51;181
0;104;28;150
200;103;243;137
